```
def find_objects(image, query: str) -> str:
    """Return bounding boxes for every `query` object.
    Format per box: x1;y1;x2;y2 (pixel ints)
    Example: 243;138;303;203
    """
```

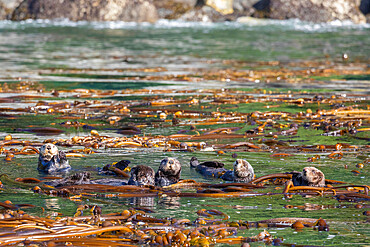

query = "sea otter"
45;171;128;187
38;143;71;174
291;167;325;187
190;157;254;182
128;165;155;186
155;157;182;187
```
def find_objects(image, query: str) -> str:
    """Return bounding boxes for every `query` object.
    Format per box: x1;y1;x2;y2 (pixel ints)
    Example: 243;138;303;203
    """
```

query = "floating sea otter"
38;143;71;174
190;157;254;182
128;165;155;186
45;171;127;187
291;167;325;187
155;157;182;186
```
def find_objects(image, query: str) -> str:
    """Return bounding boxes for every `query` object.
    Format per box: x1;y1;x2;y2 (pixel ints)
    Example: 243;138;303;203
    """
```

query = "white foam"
0;18;368;32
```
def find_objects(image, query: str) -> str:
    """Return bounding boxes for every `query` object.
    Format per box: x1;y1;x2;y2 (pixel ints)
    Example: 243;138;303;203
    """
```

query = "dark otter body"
291;167;325;187
38;144;71;174
128;165;155;186
45;172;127;188
155;157;181;187
190;157;229;178
190;157;254;182
45;172;91;187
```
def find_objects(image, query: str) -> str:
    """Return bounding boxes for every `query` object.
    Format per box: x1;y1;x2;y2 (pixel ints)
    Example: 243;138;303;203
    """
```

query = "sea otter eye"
47;146;51;150
169;160;174;164
312;170;316;174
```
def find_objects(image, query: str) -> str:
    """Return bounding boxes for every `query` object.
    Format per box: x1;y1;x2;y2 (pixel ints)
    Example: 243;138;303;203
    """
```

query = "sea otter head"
233;159;254;182
129;165;155;186
159;157;181;176
39;143;59;161
302;167;325;187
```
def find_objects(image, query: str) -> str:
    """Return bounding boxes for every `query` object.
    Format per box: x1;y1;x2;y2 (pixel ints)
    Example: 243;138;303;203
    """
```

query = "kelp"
0;207;282;246
0;60;369;246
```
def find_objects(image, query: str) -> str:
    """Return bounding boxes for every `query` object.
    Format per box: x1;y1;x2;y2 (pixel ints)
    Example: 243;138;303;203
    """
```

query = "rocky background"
0;0;369;23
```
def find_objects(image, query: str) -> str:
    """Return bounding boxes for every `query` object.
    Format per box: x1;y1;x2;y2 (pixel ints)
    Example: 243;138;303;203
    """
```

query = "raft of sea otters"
39;143;325;188
0;142;368;246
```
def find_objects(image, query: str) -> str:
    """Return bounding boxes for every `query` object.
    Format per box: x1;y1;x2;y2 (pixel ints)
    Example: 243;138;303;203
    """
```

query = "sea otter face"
39;143;58;161
159;157;181;176
233;159;254;181
129;165;155;186
302;167;325;186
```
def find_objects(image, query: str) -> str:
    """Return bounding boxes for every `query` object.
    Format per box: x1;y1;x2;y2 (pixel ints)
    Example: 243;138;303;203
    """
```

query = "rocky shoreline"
0;0;369;23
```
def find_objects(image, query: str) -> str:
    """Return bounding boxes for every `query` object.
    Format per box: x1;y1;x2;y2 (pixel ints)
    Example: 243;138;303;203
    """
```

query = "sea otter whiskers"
128;165;155;186
190;157;254;182
155;157;181;187
38;143;70;174
291;167;325;187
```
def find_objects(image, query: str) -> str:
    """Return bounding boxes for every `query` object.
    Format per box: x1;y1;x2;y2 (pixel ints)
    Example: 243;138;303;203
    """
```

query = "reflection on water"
158;196;181;209
45;198;61;210
130;196;155;207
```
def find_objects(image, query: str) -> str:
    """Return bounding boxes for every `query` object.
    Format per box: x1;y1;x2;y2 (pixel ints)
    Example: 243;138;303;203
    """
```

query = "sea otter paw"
217;171;226;178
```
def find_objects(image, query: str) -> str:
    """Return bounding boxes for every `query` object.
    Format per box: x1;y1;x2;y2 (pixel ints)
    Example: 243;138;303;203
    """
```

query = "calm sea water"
0;19;369;246
0;19;369;86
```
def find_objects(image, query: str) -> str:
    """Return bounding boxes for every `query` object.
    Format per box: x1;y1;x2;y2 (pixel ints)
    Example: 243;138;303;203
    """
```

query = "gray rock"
252;0;366;24
0;2;6;19
154;0;196;19
233;0;259;14
0;0;22;19
180;5;231;22
11;0;158;22
0;0;22;9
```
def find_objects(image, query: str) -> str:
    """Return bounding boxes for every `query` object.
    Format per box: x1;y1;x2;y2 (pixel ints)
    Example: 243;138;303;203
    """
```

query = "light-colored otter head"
233;159;254;182
159;157;181;176
39;143;59;161
302;167;325;187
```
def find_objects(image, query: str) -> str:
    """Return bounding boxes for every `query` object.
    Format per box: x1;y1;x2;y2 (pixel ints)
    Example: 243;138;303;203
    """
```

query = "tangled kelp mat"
0;205;330;246
0;70;369;246
0;170;369;246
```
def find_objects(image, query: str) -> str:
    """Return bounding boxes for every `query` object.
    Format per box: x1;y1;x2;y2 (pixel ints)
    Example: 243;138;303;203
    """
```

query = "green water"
0;19;369;246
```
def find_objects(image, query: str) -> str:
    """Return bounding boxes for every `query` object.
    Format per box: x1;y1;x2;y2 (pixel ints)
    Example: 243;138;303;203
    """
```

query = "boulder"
153;0;196;19
206;0;233;15
11;0;158;22
0;2;6;19
233;0;260;16
252;0;366;24
179;5;230;21
0;0;22;19
1;0;22;9
179;0;238;22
